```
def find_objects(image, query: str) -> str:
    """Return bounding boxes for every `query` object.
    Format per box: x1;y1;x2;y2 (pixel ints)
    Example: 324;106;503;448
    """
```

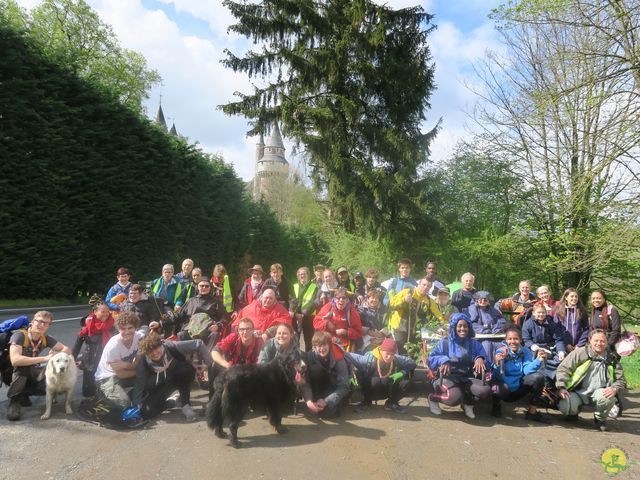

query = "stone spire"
155;103;167;132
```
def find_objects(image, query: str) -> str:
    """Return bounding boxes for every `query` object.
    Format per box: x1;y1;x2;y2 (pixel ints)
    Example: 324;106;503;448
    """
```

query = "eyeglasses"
238;327;254;332
335;296;348;301
33;319;51;326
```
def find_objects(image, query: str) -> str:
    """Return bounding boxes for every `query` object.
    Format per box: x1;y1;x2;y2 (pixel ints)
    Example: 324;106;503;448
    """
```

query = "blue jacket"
105;282;131;311
522;315;565;353
491;341;542;391
151;276;184;307
467;303;506;334
428;313;489;376
383;277;417;307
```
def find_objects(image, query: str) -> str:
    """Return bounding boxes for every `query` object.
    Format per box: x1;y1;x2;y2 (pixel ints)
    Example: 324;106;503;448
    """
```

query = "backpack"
185;312;214;339
0;319;46;386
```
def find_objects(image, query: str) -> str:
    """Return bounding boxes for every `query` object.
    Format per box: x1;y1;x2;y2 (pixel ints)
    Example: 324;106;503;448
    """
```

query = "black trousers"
140;362;195;420
361;376;409;405
493;372;545;403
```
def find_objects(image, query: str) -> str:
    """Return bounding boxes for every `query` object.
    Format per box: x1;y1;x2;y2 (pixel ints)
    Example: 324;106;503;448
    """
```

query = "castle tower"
253;123;289;202
155;103;167;132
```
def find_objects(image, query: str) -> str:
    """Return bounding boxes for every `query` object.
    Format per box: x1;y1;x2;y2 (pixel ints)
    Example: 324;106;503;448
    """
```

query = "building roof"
155;104;167;131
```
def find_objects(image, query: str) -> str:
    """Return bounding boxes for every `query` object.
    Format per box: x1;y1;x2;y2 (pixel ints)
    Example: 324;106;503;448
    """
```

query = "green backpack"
185;313;214;339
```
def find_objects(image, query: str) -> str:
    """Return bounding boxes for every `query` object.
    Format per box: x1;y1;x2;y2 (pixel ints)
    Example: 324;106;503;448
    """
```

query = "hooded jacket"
522;314;565;353
491;341;542;391
235;299;292;333
428;313;489;377
313;300;363;348
301;343;350;408
467;303;506;334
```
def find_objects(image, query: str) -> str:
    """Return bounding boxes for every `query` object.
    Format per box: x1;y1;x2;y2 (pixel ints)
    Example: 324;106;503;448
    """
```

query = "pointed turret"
155;104;167;131
169;122;177;136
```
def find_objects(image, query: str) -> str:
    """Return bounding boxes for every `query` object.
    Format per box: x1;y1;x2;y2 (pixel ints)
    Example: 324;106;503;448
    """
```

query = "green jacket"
556;345;626;392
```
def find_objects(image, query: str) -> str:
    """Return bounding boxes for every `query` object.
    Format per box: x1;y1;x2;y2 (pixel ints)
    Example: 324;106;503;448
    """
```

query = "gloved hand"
390;372;404;383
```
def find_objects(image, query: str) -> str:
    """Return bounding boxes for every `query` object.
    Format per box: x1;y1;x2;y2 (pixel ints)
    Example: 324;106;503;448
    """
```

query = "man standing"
424;261;445;297
151;264;184;310
383;258;417;307
237;265;265;310
6;311;71;421
292;266;318;351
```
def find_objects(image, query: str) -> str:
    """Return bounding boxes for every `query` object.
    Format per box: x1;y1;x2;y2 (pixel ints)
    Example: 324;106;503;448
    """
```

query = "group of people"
2;258;628;433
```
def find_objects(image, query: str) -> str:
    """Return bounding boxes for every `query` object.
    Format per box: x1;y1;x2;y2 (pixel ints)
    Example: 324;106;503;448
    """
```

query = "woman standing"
589;289;621;350
554;288;589;353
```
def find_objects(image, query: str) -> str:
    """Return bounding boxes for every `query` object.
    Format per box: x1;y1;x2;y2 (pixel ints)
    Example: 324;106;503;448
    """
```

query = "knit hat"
380;338;398;354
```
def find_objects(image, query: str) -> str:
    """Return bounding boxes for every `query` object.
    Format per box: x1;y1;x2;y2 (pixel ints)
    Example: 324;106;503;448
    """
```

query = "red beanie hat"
380;338;398;354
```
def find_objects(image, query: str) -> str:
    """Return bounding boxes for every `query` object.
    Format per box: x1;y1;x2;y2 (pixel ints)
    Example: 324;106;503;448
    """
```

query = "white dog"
41;352;77;420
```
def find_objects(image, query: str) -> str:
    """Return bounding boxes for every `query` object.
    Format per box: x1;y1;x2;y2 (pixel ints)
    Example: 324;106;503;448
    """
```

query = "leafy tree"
471;2;640;294
5;0;161;113
220;0;439;238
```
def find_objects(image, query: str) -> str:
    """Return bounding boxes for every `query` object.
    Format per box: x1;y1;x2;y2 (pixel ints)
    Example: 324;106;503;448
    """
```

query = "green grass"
0;297;89;308
621;353;639;390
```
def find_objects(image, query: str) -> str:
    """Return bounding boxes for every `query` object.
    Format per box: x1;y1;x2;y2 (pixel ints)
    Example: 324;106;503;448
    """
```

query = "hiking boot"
491;401;502;418
428;395;442;415
19;396;32;407
525;411;549;424
353;402;369;413
462;404;475;419
384;401;407;414
182;404;198;422
6;401;21;421
594;417;607;432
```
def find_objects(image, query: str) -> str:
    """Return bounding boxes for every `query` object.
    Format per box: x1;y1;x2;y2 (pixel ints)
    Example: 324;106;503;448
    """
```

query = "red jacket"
313;302;362;348
79;312;114;347
234;300;292;333
215;332;263;365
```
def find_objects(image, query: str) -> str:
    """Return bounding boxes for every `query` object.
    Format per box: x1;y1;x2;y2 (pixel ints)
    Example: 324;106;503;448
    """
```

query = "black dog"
206;351;306;448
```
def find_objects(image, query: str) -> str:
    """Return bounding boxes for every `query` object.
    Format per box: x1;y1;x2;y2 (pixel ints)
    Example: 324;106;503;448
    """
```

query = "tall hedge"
0;22;326;299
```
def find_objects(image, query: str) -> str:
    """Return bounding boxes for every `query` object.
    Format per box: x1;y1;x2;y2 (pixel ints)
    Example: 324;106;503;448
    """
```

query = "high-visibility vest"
223;275;233;313
565;359;615;391
293;282;318;315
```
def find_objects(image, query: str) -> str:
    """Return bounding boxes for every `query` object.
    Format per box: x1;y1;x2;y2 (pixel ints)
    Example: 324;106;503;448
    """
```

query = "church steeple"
155;102;167;132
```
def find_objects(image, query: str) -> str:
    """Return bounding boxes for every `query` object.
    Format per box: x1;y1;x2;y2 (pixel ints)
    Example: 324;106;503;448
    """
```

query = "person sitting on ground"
383;258;417;308
427;313;490;419
357;289;387;352
120;284;173;330
72;302;115;397
6;311;71;421
94;311;143;409
424;260;445;297
554;288;589;353
209;318;264;395
388;277;444;352
301;331;350;418
234;287;292;338
490;325;547;422
522;303;565;385
316;268;338;308
556;329;626;432
151;264;185;311
132;331;210;422
589;289;621;351
291;266;318;352
467;290;506;359
313;287;363;351
261;263;291;309
237;264;266;311
450;272;477;311
347;338;416;414
105;267;132;314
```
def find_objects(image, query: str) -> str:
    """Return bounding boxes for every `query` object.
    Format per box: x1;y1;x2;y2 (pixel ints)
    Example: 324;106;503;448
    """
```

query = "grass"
0;297;90;308
621;353;639;390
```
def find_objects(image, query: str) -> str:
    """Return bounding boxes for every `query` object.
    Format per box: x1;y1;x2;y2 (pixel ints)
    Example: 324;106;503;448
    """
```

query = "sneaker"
182;404;198;422
6;401;21;421
491;401;502;418
428;396;442;415
165;391;180;409
594;417;607;432
384;401;407;414
462;404;475;419
525;411;549;423
608;403;620;419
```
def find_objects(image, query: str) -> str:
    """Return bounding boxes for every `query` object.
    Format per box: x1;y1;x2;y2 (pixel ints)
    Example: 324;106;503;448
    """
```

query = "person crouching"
132;331;211;422
347;338;416;414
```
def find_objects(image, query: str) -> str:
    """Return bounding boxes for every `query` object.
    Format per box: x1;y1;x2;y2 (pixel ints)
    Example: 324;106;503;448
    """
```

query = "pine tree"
221;0;438;237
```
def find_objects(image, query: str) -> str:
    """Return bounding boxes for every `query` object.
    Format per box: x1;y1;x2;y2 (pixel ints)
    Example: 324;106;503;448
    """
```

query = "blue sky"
17;0;504;180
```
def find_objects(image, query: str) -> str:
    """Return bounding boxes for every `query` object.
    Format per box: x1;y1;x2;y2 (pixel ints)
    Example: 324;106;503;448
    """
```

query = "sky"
17;0;504;180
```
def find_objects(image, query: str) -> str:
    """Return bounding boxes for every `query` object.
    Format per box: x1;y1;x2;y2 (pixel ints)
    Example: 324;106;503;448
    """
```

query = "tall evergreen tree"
221;0;439;237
